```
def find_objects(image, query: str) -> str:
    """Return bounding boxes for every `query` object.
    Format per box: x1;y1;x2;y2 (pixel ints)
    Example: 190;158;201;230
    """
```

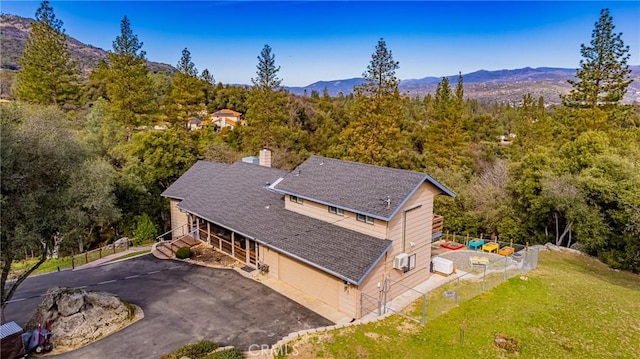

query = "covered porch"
188;214;258;268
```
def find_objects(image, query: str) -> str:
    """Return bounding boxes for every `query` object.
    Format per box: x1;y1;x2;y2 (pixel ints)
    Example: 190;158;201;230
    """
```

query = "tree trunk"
554;213;560;245
1;243;48;324
556;220;573;247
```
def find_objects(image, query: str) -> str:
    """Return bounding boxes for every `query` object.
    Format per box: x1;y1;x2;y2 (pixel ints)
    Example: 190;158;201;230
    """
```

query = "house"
187;117;203;131
161;150;455;319
210;109;244;130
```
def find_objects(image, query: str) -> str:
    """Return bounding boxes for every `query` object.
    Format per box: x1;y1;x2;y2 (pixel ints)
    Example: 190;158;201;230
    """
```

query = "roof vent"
386;196;391;208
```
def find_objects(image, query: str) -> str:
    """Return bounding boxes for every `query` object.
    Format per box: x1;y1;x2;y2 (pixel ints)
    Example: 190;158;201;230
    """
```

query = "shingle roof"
273;156;455;220
213;109;242;117
161;161;229;200
172;161;392;285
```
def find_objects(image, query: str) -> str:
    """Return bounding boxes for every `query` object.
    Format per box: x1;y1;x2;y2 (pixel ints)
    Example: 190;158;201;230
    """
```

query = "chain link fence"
361;243;539;325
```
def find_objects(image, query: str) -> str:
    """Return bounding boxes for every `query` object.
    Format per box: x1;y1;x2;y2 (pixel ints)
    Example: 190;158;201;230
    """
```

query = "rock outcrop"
26;287;140;349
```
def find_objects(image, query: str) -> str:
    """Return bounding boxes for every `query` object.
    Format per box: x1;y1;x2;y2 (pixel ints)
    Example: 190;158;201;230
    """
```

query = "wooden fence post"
99;247;102;259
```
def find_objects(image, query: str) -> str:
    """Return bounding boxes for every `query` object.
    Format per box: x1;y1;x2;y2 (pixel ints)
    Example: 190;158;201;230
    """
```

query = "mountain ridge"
2;13;638;104
0;14;175;75
288;66;640;104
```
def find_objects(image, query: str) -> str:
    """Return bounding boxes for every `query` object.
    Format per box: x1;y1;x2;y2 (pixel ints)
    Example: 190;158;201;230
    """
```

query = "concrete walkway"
73;246;152;270
360;269;468;321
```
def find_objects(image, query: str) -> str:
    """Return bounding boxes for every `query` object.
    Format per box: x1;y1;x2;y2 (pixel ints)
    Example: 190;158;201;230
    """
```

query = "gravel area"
434;249;519;274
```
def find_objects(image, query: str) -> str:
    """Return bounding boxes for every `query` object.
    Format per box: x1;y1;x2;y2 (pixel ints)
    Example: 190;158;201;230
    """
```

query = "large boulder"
26;287;139;349
113;237;132;248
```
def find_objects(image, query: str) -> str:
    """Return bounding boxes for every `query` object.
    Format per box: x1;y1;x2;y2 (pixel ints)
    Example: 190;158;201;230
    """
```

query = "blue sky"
2;1;639;86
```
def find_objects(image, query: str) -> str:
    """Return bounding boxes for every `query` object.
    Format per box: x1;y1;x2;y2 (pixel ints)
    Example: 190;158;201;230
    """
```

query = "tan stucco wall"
284;197;387;239
169;199;189;238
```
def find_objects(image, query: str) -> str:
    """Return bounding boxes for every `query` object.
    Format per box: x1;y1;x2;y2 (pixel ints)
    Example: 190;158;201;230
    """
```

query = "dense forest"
1;1;639;317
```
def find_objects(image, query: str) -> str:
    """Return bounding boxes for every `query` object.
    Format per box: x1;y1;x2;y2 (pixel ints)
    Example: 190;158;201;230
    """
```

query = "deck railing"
432;214;444;239
156;223;190;242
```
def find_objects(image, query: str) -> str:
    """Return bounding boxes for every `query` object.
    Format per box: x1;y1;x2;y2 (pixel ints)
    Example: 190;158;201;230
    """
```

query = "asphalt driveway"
5;254;332;358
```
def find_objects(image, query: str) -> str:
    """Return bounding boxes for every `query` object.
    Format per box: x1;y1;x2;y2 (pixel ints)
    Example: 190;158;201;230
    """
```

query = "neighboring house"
210;109;244;130
187;117;203;131
161;150;455;319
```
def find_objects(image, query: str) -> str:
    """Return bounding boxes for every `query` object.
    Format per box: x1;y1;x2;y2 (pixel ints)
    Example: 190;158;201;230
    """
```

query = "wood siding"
284;198;387;239
358;182;442;308
169;199;188;238
262;246;279;278
278;254;340;310
385;182;438;291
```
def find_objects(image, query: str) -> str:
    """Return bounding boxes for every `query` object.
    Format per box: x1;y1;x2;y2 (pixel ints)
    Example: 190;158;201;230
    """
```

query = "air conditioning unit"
393;253;410;270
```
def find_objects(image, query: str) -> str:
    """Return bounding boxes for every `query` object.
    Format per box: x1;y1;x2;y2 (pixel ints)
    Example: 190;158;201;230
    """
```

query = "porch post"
245;237;250;264
207;222;211;245
231;232;235;257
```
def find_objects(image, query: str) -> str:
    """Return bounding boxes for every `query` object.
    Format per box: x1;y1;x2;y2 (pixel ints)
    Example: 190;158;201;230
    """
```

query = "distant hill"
2;13;638;104
288;66;640;104
0;14;175;76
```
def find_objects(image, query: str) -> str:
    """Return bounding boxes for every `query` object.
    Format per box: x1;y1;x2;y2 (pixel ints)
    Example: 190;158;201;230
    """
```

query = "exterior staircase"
153;235;199;259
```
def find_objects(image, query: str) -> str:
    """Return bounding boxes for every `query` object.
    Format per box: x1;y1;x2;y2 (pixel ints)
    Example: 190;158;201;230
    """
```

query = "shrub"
174;340;218;359
204;347;244;359
134;213;157;245
175;246;193;259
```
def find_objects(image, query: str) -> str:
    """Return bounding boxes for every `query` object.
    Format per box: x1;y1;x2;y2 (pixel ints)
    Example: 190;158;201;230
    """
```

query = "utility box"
431;257;454;275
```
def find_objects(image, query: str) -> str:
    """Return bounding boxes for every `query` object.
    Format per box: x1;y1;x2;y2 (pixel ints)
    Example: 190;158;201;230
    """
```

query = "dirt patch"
188;244;240;268
494;333;519;353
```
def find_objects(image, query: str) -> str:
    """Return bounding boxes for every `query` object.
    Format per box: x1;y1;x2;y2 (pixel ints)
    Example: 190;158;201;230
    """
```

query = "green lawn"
296;251;640;358
9;246;151;278
9;256;74;277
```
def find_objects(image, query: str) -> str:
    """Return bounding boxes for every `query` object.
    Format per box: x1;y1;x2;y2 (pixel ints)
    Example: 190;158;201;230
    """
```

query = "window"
404;254;417;273
289;195;303;204
328;206;344;216
356;213;374;224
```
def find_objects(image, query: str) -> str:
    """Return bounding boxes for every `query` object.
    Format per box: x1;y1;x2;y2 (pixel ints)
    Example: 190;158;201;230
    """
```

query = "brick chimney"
259;148;272;167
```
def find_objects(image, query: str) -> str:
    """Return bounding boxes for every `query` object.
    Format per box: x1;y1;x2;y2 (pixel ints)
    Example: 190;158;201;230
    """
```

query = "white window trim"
328;206;344;216
289;195;303;204
357;213;374;224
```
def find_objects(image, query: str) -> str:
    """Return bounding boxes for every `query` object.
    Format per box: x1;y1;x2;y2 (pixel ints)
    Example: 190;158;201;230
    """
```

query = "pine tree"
176;48;198;77
424;75;468;169
168;48;204;127
243;45;288;151
106;16;155;127
252;45;282;90
200;68;215;85
16;1;79;107
336;38;408;167
200;68;215;107
563;8;632;108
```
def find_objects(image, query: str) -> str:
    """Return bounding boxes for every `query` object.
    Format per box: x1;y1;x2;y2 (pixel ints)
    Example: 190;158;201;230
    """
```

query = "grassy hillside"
293;251;640;358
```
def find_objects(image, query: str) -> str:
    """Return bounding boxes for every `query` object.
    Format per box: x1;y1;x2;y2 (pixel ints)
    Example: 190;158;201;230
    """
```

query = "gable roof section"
161;161;229;200
273;156;455;221
175;161;392;285
213;109;242;117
